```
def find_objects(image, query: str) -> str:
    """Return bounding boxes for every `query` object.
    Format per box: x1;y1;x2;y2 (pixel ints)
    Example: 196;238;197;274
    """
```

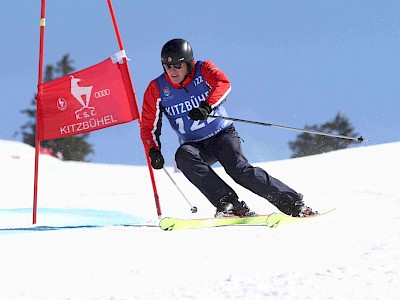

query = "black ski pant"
175;125;300;208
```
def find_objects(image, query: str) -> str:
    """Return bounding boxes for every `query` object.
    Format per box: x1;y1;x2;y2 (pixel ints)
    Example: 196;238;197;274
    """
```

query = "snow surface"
1;139;399;300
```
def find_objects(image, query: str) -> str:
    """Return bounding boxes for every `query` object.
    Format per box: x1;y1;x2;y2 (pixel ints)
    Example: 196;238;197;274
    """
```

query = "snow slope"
0;139;399;300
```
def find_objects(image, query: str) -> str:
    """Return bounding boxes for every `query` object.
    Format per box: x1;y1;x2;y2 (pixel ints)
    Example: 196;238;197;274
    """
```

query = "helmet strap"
179;75;189;92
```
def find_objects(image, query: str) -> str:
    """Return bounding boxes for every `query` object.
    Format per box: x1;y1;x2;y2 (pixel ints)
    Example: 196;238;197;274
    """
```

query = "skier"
140;38;316;218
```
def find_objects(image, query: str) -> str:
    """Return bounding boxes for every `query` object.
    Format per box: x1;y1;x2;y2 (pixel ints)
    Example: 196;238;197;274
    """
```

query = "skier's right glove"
149;148;164;170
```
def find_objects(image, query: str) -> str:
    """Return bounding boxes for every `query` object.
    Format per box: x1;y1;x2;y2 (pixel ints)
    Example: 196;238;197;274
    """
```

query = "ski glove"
149;148;164;170
188;101;212;120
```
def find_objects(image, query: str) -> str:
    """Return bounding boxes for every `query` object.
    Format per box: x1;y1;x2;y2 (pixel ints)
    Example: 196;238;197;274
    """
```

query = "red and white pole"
106;0;162;217
33;0;47;224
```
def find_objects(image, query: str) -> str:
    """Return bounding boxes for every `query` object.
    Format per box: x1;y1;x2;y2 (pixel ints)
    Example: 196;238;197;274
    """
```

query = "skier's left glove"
188;101;212;120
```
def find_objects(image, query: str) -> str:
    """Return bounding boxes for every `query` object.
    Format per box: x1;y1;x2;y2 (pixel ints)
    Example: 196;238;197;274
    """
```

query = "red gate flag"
36;52;139;141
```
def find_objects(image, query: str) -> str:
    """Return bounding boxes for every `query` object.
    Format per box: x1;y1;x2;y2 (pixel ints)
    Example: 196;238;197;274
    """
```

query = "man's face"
164;63;188;84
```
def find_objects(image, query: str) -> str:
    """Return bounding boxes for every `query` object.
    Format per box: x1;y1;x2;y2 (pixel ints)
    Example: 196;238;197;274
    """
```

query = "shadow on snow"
0;207;157;233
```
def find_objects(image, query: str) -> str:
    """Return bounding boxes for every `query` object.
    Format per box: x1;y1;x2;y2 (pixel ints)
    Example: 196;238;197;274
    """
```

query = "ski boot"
274;193;318;217
214;194;256;218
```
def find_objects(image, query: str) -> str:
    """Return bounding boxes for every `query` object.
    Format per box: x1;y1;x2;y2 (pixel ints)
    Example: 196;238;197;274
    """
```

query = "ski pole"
163;167;198;213
208;115;368;142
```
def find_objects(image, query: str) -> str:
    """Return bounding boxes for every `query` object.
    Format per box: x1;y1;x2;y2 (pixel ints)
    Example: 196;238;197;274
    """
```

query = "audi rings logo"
94;89;111;98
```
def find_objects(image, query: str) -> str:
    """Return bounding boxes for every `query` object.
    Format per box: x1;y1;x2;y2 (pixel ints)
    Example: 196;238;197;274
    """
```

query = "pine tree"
288;112;358;158
19;54;94;161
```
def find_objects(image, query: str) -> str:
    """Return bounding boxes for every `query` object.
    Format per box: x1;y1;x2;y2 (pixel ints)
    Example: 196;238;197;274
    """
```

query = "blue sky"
1;0;399;165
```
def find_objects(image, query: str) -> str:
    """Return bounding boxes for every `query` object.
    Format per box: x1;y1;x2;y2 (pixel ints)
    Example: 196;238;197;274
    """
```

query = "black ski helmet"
161;38;194;73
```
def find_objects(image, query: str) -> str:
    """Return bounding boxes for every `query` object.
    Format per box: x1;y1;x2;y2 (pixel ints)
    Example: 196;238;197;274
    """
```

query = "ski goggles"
163;63;183;70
